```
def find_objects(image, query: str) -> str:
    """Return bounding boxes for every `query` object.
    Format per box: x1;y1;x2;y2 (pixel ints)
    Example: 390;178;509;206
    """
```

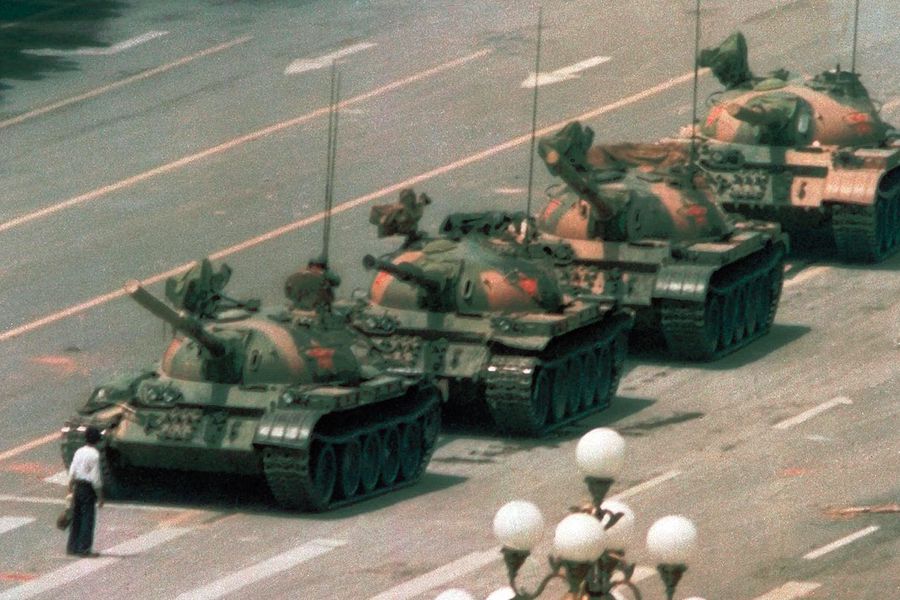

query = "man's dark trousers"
67;481;97;554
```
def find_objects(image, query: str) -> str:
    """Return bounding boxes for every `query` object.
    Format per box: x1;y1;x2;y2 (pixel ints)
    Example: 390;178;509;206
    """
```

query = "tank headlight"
280;391;297;405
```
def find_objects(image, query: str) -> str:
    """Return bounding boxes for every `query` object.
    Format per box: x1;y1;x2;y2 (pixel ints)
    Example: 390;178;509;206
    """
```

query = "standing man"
67;425;104;557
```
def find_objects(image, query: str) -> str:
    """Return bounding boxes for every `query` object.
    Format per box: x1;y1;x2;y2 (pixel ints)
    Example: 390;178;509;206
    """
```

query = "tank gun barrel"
362;255;444;295
538;123;617;221
125;280;228;358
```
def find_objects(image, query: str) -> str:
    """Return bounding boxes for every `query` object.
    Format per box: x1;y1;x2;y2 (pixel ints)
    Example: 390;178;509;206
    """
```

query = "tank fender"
824;168;886;206
254;408;326;450
653;264;714;303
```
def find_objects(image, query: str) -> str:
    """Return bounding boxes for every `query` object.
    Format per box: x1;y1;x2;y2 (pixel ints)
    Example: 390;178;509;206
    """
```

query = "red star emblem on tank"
844;112;871;124
517;273;539;297
705;104;724;127
541;199;562;220
679;204;708;226
306;347;335;370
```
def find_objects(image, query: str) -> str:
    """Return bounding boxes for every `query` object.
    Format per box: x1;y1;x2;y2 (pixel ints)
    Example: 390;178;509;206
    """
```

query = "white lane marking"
882;97;900;113
0;528;190;600
175;539;345;600
0;36;253;130
0;494;198;513
494;187;526;195
44;470;69;486
0;48;491;237
522;55;612;87
0;66;704;347
783;265;829;289
773;396;853;430
23;31;169;56
0;432;59;462
750;581;821;599
0;516;35;535
284;42;377;74
367;548;500;600
803;525;879;560
610;565;656;599
610;470;681;501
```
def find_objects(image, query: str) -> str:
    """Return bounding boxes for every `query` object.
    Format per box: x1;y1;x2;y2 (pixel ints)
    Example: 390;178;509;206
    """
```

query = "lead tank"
536;121;788;361
61;259;440;511
355;191;634;436
695;32;900;262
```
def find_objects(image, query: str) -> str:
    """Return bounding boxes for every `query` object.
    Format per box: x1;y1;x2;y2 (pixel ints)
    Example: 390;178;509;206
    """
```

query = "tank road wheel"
699;295;723;360
550;364;571;423
337;439;362;500
359;433;382;493
380;427;401;487
719;288;738;349
579;351;599;411
398;422;423;481
593;349;613;410
308;443;338;510
523;367;553;433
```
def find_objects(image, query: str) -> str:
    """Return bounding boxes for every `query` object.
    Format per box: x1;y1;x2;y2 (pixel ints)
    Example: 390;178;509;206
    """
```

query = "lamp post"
437;428;705;600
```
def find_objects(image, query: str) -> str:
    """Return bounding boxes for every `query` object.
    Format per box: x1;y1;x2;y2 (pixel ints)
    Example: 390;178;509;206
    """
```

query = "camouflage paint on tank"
61;259;441;511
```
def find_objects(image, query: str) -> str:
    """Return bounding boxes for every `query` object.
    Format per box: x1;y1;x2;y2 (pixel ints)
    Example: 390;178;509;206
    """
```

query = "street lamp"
437;428;705;600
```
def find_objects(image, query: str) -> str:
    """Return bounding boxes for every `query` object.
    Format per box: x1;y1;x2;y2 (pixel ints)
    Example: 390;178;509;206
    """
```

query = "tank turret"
537;121;734;243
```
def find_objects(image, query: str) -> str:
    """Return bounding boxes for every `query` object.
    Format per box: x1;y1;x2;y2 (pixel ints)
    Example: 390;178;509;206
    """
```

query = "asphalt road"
0;1;898;599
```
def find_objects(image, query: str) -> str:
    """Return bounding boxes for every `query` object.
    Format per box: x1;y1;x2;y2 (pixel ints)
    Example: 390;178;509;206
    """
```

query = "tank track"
483;315;632;437
261;392;440;511
832;188;900;262
660;243;785;361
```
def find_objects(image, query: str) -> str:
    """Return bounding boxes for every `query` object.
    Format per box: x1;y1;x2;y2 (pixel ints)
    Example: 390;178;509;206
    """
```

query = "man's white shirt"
69;446;103;491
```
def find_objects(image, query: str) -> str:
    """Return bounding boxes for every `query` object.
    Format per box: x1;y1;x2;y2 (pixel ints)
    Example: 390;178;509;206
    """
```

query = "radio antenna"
525;7;543;218
689;0;702;170
321;62;341;266
850;0;860;74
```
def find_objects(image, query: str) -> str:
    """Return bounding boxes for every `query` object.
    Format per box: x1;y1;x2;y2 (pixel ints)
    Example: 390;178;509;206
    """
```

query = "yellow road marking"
0;36;254;130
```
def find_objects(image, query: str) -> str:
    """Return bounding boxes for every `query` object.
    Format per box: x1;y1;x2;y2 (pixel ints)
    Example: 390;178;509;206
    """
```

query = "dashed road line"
882;97;900;114
43;470;69;486
783;265;829;289
284;42;377;74
803;525;879;560
610;470;681;501
0;49;491;235
522;55;612;87
0;36;253;130
0;516;35;536
750;581;821;600
0;66;705;352
24;31;169;56
773;396;853;430
0;432;59;462
0;494;198;513
367;548;500;600
0;527;190;600
175;538;345;600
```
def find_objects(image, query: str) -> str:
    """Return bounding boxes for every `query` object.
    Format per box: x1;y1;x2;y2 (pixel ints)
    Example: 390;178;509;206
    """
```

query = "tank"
536;121;788;361
695;31;900;262
355;191;634;437
60;259;441;511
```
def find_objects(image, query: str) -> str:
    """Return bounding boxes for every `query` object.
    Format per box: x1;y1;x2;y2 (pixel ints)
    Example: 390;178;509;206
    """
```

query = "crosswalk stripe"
43;470;69;486
0;527;190;600
750;581;822;600
368;548;500;600
175;539;346;600
0;516;35;535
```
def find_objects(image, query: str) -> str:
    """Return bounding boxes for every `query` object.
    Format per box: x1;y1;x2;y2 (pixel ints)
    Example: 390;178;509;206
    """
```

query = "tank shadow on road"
628;322;812;371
